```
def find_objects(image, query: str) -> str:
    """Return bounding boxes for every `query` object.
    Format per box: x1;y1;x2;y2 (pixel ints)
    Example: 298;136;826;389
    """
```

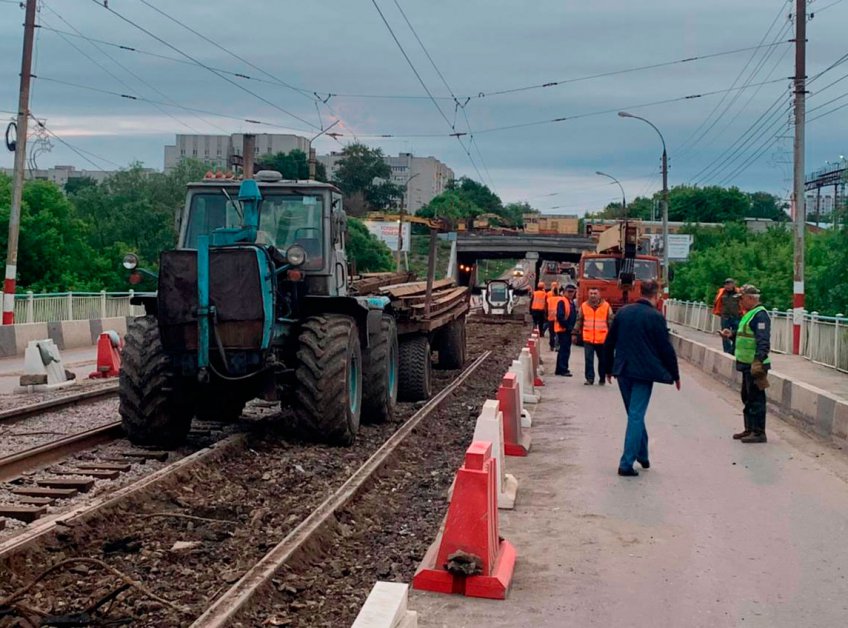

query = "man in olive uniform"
721;284;771;443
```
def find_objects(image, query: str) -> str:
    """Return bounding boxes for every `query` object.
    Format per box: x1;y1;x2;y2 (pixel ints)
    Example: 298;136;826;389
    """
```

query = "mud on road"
0;319;530;627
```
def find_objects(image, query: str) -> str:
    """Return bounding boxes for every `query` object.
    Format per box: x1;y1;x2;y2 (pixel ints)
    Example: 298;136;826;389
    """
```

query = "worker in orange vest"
545;281;560;350
554;285;577;376
572;287;614;385
530;281;548;337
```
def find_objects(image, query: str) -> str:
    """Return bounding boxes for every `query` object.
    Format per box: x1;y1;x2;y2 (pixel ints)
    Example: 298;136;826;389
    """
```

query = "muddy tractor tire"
293;315;362;445
362;315;399;424
398;334;432;402
119;316;194;449
436;317;467;370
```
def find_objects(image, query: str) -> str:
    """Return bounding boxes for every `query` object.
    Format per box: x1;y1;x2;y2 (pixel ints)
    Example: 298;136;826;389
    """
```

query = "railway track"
0;348;496;626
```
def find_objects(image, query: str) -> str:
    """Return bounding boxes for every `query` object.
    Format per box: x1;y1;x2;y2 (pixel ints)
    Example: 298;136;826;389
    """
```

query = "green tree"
447;177;502;214
418;189;482;226
345;217;395;272
258;149;327;181
367;180;404;210
63;176;98;196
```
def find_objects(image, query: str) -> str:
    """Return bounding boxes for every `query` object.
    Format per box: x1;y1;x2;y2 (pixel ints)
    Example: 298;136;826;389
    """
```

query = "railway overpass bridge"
454;232;596;286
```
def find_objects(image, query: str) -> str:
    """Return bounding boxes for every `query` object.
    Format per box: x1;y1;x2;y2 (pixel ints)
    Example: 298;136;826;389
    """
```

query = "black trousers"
555;331;571;374
532;310;546;337
584;342;606;382
549;322;558;350
741;370;767;433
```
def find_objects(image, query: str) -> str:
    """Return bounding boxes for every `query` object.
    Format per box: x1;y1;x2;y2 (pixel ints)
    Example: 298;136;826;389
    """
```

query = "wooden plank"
380;278;454;299
36;478;95;492
14;496;53;506
11;487;78;499
76;462;131;472
121;450;169;462
0;505;47;523
58;469;120;480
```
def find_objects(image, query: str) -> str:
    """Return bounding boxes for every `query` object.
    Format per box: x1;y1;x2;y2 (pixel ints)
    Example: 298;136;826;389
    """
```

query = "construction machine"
120;169;467;449
577;220;662;311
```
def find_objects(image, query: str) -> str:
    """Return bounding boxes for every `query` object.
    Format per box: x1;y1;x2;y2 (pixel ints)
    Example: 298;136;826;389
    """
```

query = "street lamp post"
618;111;669;295
396;172;420;271
595;170;627;220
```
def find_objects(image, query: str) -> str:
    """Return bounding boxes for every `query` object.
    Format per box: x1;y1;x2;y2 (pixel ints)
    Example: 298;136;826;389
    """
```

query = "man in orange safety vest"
572;287;614;385
530;281;548;338
545;281;560;350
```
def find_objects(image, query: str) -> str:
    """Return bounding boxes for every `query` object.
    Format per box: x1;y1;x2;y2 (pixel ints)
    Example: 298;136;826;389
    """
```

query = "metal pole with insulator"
792;0;807;354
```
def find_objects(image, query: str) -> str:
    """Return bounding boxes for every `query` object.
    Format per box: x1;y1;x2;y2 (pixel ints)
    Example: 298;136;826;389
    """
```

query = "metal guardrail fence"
665;299;848;373
0;291;146;324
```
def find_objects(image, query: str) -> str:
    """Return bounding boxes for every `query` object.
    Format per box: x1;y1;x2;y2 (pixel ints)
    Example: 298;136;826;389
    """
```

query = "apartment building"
163;133;310;172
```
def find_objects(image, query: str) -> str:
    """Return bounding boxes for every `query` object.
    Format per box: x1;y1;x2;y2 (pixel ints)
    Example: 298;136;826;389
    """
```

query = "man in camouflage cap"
720;284;771;443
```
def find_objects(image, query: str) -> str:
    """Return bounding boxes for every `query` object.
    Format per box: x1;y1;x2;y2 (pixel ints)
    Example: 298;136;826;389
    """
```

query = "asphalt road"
412;353;848;627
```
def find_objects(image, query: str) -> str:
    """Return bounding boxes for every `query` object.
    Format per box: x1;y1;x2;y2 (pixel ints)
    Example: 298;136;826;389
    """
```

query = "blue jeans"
721;316;740;354
617;375;654;470
583;343;606;382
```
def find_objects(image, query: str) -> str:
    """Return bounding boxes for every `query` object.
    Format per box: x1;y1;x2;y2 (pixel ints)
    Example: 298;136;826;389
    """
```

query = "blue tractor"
119;171;398;448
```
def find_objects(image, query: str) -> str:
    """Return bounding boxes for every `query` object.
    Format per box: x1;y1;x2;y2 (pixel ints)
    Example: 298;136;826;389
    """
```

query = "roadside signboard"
363;221;412;253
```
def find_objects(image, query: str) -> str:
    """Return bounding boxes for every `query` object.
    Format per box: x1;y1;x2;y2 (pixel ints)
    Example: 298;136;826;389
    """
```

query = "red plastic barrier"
527;337;544;387
498;373;531;456
88;332;122;379
413;441;516;599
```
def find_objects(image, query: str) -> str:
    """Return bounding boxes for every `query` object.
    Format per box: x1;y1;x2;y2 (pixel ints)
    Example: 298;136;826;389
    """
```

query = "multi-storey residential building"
318;151;454;213
0;164;154;187
163;133;310;172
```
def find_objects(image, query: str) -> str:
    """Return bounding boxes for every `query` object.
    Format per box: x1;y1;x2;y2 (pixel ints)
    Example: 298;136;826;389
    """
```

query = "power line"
32;75;316;133
29;114;120;170
388;0;495;191
90;0;320;130
676;2;790;157
369;0;488;186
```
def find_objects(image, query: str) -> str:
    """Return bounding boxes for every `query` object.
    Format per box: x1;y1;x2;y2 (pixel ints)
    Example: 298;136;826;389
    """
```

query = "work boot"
733;429;752;440
740;432;767;443
618;467;639;477
584;380;594;386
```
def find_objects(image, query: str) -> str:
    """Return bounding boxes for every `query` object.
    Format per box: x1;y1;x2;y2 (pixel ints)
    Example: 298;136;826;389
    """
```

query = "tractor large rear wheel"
119;316;193;449
398;335;432;402
293;315;362;445
362;315;398;424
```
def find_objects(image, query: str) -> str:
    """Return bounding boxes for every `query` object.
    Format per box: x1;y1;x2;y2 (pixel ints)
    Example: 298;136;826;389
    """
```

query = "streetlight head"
618;111;634;118
595;170;604;176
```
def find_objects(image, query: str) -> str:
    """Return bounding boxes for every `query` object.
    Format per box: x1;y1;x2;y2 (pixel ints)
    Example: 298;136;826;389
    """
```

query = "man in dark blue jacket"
603;280;680;477
555;285;578;376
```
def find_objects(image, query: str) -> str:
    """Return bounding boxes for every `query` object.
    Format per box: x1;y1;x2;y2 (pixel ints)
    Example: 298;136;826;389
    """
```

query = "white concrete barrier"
352;582;417;628
473;399;518;510
519;348;541;403
19;339;76;392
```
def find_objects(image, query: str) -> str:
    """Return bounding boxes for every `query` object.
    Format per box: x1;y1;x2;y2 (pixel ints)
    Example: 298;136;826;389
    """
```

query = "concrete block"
18;339;76;393
703;350;715;375
61;320;93;350
14;323;49;355
693;344;705;364
791;384;818;427
352;582;417;628
101;316;128;338
0;325;15;358
473;400;518;510
519;349;541;403
833;402;848;440
815;395;837;438
47;321;64;349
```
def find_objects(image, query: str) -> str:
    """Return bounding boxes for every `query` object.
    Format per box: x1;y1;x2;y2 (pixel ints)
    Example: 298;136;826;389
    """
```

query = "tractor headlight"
286;244;307;267
122;253;139;270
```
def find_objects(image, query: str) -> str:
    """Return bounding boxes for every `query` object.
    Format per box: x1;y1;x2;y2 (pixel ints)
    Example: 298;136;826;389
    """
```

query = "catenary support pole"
3;0;37;325
242;134;255;179
792;0;807;355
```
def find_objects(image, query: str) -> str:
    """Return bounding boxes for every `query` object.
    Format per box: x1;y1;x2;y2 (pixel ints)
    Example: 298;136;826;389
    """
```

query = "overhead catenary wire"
388;0;496;191
675;1;791;158
369;0;488;186
41;3;228;134
90;0;321;131
29;114;121;170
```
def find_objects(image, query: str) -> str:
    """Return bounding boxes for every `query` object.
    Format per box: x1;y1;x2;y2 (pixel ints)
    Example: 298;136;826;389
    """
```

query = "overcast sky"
1;0;847;214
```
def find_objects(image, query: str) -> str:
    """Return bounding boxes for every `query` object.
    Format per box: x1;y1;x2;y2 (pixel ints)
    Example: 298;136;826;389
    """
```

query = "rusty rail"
191;350;493;628
0;383;118;424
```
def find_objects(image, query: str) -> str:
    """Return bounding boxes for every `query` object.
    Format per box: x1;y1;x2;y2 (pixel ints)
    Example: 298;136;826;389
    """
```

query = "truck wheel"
293;315;362;445
436;317;467;369
119;316;193;449
362;315;398;424
398;335;432;402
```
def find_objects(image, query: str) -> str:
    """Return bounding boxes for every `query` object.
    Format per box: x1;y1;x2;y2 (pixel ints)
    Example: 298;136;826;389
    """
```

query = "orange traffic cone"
413;441;516;599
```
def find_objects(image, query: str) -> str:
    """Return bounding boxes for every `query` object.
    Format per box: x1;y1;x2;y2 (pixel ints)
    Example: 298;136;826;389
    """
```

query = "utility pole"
242;134;255;178
661;148;669;297
792;0;807;355
3;0;37;325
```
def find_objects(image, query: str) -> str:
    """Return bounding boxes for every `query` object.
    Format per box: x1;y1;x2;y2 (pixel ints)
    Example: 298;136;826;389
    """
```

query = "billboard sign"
363;221;412;253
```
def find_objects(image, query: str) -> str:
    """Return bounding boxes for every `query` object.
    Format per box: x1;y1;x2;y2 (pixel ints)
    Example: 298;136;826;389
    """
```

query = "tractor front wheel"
293;315;362;445
119;316;193;449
